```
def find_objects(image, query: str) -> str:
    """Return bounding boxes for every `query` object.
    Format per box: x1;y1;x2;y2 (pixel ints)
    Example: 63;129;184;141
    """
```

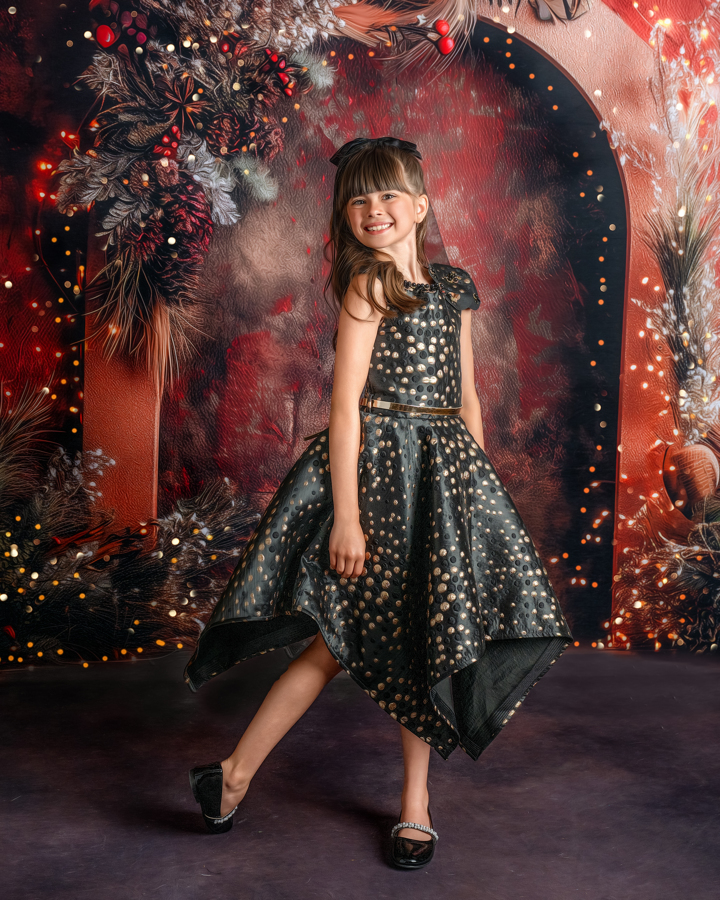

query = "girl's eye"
352;193;396;205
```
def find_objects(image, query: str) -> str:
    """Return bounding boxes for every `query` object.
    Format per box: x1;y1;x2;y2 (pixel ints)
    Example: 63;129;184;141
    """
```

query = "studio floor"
3;644;719;900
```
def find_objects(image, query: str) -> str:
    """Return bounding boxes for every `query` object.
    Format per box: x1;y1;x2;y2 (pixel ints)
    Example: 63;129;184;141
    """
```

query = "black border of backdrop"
470;20;627;640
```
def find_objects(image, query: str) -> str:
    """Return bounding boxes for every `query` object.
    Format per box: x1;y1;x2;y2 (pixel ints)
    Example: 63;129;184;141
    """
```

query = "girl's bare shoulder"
343;272;391;321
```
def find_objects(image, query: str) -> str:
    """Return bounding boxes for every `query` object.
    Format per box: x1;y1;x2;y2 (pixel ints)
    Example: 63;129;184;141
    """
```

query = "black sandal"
390;804;438;869
189;762;238;834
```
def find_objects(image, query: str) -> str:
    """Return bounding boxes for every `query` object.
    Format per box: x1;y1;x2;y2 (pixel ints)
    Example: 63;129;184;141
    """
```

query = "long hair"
322;143;430;350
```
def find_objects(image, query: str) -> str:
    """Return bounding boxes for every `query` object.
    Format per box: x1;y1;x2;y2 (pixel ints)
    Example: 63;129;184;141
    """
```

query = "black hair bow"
329;136;422;170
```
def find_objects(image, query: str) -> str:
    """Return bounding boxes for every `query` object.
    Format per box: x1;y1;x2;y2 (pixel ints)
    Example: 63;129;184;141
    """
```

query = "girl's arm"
458;308;485;451
328;273;386;577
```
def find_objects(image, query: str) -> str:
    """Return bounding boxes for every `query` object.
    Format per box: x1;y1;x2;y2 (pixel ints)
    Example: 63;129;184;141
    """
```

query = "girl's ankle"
220;758;251;793
401;788;430;810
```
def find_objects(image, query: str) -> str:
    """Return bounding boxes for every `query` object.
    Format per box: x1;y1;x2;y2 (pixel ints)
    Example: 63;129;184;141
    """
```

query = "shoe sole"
392;857;434;870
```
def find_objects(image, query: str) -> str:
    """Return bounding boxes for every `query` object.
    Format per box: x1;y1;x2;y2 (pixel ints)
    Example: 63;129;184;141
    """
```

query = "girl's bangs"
339;151;413;207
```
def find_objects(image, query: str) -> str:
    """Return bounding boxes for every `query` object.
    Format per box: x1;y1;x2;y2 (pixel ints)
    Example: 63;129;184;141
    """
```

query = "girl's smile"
346;189;429;272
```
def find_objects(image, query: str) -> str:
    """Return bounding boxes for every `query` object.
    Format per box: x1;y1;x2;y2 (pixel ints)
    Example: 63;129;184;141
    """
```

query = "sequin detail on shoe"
391;822;439;841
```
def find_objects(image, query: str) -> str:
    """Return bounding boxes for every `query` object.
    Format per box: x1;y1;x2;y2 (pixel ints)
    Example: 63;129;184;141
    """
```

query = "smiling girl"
185;136;573;869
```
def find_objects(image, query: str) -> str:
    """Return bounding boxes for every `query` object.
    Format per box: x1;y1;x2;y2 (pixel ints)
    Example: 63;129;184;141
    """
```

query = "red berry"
438;35;455;55
279;72;289;85
284;87;293;96
162;135;170;144
96;24;116;48
271;53;278;62
435;19;450;37
278;59;286;69
221;42;230;53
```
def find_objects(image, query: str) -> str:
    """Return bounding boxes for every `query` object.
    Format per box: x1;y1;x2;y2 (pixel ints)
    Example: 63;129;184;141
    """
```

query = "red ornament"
435;19;450;37
438;35;455;55
3;625;16;639
96;25;116;48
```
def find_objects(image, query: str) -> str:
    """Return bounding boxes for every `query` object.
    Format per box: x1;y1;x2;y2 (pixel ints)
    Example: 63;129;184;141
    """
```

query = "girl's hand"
329;517;367;578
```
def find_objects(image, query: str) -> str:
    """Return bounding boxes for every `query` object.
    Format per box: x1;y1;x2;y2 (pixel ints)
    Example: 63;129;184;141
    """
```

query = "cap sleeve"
427;263;481;311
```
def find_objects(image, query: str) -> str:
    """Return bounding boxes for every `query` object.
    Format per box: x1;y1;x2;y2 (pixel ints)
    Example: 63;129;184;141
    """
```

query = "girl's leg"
218;631;342;816
397;724;433;840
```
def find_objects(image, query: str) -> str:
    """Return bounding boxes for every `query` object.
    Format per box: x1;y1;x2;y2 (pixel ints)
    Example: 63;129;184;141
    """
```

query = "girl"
185;136;573;870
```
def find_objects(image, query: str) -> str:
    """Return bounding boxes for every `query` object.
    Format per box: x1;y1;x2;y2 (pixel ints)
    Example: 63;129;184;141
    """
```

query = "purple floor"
3;644;719;900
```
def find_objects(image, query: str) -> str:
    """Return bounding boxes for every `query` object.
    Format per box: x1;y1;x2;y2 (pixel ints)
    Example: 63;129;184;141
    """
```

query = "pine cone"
154;158;180;187
153;175;213;296
122;174;212;301
204;110;253;157
128;160;157;195
252;117;284;161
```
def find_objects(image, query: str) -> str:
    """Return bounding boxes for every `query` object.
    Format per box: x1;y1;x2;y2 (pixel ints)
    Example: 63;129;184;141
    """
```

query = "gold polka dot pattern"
184;265;573;760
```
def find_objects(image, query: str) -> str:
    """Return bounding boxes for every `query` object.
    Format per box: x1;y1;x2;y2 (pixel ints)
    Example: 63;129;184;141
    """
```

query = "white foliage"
177;135;241;225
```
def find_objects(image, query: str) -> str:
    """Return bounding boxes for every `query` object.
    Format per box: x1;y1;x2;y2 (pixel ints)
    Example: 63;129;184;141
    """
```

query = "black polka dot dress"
184;262;573;760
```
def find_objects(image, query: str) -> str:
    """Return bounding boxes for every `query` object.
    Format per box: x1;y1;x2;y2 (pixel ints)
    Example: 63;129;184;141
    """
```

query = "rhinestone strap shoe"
390;805;438;869
189;762;238;834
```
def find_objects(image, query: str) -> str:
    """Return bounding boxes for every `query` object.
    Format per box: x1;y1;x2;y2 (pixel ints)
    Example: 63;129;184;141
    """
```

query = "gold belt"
360;398;462;416
302;398;462;440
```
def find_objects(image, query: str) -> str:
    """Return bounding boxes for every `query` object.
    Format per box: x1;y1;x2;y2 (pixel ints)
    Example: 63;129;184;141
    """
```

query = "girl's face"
345;187;428;251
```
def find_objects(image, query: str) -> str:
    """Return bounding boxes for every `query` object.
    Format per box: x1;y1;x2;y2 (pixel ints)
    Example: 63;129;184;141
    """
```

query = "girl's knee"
306;632;343;678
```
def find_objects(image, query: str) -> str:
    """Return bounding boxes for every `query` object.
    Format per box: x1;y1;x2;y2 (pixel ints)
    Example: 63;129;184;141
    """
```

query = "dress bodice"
362;263;481;409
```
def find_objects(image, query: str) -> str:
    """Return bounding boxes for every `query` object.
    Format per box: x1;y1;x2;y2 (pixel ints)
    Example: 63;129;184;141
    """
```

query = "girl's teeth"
367;224;391;232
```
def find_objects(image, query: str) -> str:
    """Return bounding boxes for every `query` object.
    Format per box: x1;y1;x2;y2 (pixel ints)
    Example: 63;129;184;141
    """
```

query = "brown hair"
322;143;430;350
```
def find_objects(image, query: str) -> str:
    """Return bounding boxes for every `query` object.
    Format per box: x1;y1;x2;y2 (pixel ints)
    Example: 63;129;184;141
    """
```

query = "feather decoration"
0;384;54;504
330;0;481;76
641;33;720;444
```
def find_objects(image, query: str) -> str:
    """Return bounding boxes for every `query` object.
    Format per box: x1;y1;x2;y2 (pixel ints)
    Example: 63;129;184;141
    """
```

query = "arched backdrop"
2;1;719;666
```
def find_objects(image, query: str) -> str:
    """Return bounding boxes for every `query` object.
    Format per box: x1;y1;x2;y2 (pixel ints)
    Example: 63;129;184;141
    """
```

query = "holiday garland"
0;384;259;665
53;0;486;385
54;0;590;386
